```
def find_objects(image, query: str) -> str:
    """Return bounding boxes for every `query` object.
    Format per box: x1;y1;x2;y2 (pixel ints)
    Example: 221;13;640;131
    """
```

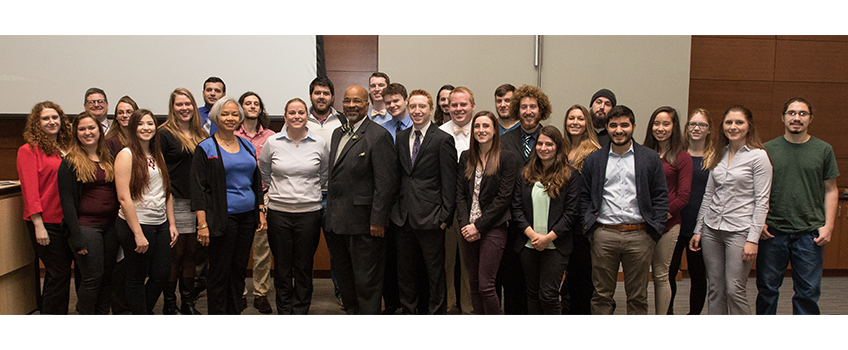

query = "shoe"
192;278;207;302
163;280;183;315
179;278;202;315
337;296;345;310
254;296;272;314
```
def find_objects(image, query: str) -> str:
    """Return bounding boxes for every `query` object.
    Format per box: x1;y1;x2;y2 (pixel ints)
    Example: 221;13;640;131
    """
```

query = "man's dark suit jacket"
325;117;398;235
510;172;582;257
500;127;536;166
595;129;610;148
579;141;668;242
390;124;457;230
456;149;519;233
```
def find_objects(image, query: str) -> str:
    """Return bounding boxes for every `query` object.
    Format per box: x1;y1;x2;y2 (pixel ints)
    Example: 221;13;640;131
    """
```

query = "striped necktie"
523;133;532;158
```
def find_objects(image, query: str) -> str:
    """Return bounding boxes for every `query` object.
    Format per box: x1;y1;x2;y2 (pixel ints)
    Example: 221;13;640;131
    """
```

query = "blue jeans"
756;228;823;315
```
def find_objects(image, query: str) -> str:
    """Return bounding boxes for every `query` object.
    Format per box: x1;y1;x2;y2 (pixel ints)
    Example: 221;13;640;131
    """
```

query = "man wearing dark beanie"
589;88;616;147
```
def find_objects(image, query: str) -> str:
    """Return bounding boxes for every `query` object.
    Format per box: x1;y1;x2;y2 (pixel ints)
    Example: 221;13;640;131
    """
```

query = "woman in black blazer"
511;126;581;315
456;111;518;315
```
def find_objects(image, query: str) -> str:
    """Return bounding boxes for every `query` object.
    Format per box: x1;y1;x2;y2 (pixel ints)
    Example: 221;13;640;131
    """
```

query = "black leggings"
668;235;707;315
169;233;199;280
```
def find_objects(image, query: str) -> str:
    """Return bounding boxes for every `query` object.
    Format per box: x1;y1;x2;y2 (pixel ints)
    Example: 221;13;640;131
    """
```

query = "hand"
169;225;179;248
77;249;88;255
742;242;758;261
370;225;385;238
134;234;149;254
760;224;774;240
689;234;701;252
34;224;50;246
461;224;480;242
197;227;210;247
529;232;549;251
257;212;267;232
667;213;672;220
814;226;833;246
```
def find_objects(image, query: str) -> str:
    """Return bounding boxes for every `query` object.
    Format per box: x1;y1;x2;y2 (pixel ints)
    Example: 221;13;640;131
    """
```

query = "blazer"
456;149;519;233
510;171;582;256
190;136;263;237
580;141;668;242
390;125;457;230
500;127;536;166
325;117;398;235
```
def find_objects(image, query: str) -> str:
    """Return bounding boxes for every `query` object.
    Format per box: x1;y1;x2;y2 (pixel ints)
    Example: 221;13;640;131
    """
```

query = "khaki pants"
590;226;655;315
652;224;680;315
445;216;473;314
252;193;272;297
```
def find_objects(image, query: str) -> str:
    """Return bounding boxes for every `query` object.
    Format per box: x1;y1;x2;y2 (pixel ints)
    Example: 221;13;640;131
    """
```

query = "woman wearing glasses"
105;96;138;156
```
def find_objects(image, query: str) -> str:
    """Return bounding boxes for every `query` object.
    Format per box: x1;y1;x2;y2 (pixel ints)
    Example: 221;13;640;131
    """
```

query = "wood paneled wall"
0;119;27;181
689;35;848;187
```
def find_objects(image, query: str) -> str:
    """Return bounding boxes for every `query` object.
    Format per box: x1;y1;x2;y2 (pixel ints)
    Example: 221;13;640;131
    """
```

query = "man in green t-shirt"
757;97;839;315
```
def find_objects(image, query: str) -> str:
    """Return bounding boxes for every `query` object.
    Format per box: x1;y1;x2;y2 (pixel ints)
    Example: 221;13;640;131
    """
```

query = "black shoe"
337;296;345;310
179;278;202;315
192;278;207;302
254;296;272;314
163;280;183;315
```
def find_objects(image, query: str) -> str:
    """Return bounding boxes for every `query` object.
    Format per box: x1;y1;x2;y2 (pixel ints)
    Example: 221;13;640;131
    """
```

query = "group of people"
17;72;837;316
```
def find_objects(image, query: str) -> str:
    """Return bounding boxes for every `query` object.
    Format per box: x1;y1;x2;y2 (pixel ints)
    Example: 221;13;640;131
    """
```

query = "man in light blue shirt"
379;83;412;142
367;72;391;125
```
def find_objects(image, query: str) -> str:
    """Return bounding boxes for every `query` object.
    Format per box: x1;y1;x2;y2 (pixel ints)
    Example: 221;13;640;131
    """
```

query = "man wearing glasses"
84;87;110;134
756;97;839;315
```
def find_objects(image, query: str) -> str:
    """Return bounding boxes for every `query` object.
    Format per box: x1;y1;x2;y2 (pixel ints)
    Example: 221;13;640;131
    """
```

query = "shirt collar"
413;120;431;135
278;126;316;142
608;141;635;157
520;125;540;139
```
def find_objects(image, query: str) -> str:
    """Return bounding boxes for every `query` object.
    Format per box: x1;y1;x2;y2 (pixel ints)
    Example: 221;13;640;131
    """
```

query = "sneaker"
254;296;272;314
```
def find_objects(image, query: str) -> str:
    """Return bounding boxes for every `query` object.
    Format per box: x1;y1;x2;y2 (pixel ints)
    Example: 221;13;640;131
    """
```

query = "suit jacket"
511;171;582;256
325;117;398;235
595;129;611;148
390;125;457;230
456;149;519;233
580;141;668;242
500;127;536;166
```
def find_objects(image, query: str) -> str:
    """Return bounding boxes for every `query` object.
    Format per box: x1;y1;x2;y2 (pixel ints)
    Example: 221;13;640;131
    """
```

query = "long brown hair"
464;111;501;179
64;112;115;183
434;85;454;126
23;101;72;156
523;125;574;198
707;105;764;170
643;106;684;166
239;91;272;131
684;108;716;171
105;95;138;148
562;104;600;170
159;88;207;153
126;109;171;201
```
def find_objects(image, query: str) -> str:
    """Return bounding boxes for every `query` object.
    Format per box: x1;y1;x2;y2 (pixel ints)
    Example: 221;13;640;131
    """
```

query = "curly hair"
23;101;72;157
508;85;552;123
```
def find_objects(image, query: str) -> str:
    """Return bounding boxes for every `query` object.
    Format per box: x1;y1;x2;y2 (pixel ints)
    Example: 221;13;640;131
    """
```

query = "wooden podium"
0;182;38;315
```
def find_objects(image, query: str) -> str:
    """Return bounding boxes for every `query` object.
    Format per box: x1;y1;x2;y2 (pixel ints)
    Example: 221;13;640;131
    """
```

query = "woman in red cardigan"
17;101;74;314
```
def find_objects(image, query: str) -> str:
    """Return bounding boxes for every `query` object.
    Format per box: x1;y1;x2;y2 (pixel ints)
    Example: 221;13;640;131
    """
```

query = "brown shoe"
254;296;272;314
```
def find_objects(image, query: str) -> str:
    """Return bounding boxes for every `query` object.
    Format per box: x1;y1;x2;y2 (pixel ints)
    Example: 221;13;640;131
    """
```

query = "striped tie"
411;130;421;166
523;134;532;158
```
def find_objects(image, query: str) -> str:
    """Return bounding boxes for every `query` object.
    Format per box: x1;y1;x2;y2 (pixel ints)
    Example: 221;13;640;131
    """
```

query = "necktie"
341;123;353;136
370;109;386;117
523;134;532;158
396;120;403;135
453;125;468;136
203;118;212;133
412;130;421;166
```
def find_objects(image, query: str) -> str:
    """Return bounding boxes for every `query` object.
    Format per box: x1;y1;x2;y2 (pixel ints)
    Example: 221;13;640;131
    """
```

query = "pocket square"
359;152;365;156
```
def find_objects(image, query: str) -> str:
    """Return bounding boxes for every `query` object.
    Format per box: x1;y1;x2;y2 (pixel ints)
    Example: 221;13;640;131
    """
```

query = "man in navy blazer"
390;89;457;314
580;105;668;315
325;85;398;315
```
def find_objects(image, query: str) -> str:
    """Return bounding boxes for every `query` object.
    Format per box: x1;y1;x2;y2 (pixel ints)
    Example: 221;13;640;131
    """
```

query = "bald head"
343;85;370;125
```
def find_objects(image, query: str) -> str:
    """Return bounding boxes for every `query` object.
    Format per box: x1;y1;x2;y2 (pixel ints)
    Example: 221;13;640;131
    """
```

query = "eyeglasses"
688;122;708;129
342;98;365;104
86;99;106;106
784;111;810;117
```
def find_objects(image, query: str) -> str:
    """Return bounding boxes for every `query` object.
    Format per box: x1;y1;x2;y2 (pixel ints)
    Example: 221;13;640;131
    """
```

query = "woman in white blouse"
689;105;772;315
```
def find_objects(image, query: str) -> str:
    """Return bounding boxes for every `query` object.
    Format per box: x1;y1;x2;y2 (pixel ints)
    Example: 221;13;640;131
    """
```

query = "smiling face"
519;96;541;132
310;85;333;116
782;101;812;135
723;111;749;145
173;94;194;123
438;89;452;114
85;93;108;121
76;117;100;148
285;101;308;131
473;114;496;146
369;77;387;103
384;93;408;118
137;114;156;142
115;102;134;127
40;108;61;137
218;102;241;132
343;86;370;125
203;82;224;106
496;91;513;119
565;108;586;137
687;112;710;143
652;111;673;143
242;95;261;119
607;115;633;147
535;134;556;162
408;95;432;128
449;92;475;127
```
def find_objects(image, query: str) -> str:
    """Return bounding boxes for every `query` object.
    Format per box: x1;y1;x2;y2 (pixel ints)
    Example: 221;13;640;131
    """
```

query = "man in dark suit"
498;84;552;315
390;89;457;314
580;105;668;315
325;85;398;315
589;88;616;147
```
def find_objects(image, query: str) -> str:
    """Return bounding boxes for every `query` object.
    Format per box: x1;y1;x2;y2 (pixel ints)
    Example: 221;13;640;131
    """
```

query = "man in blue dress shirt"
198;76;225;135
367;72;391;125
379;83;412;142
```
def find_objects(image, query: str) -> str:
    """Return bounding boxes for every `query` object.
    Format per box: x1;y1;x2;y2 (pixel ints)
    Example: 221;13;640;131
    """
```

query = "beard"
611;134;632;147
590;110;606;129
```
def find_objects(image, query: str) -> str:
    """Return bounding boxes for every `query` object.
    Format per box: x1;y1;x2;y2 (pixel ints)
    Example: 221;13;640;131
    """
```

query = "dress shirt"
597;142;643;225
380;113;412;142
409;121;431;161
234;124;277;191
335;117;367;161
259;127;328;213
695;145;772;242
368;105;390;125
439;120;472;160
100;118;111;135
520;126;541;157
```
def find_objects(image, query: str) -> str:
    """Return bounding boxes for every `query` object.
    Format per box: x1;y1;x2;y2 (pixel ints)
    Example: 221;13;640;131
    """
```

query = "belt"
598;222;648;232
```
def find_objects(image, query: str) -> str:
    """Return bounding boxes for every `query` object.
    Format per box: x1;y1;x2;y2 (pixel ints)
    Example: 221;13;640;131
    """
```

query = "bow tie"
453;126;469;136
370;109;386;117
341;123;354;136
